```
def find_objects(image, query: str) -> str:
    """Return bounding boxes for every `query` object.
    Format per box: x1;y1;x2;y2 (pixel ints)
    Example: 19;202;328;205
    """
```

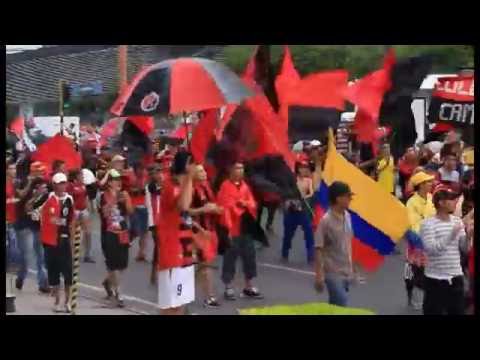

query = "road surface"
24;208;418;315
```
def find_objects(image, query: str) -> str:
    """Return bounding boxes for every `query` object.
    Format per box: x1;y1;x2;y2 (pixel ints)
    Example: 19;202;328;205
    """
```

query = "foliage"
238;302;375;315
223;45;474;79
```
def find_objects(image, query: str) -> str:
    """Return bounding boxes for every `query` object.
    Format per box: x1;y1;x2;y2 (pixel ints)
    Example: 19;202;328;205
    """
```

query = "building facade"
6;45;225;124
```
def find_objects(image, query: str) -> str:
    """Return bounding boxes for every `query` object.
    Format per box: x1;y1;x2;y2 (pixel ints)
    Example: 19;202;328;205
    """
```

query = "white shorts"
157;266;195;310
75;209;90;221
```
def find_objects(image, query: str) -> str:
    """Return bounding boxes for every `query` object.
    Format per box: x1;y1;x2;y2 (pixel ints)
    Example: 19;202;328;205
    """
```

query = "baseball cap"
52;173;68;184
310;140;322;148
433;184;460;203
111;154;126;162
329;181;354;203
410;172;435;187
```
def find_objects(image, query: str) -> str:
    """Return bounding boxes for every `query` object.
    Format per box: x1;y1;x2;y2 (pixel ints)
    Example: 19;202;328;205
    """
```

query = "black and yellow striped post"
70;222;82;315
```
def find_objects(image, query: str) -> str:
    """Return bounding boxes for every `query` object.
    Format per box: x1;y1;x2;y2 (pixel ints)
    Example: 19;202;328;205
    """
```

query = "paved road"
25;208;418;315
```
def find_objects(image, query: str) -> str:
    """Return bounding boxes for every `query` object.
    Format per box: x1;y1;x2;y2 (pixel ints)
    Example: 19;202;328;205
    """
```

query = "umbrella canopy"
110;58;253;116
31;134;82;171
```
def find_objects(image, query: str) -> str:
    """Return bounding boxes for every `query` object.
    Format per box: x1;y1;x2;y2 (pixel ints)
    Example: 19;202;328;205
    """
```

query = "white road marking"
258;263;315;276
28;261;315;313
28;269;157;313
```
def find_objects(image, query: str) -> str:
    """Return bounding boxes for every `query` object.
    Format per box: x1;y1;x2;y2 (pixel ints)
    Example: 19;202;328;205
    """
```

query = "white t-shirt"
438;167;460;183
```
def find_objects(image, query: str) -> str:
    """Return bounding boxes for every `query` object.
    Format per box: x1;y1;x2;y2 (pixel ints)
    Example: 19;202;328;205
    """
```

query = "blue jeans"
130;207;149;238
6;224;21;270
282;210;314;261
16;227;48;288
325;274;350;307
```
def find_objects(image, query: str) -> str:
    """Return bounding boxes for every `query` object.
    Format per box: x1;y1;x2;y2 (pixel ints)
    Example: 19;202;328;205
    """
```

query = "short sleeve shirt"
315;210;354;277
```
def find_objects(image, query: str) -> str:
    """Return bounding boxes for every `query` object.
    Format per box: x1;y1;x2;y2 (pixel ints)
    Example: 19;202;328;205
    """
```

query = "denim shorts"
131;207;149;238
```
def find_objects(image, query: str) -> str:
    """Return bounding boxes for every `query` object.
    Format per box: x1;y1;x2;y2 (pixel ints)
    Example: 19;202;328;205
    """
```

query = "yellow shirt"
405;192;436;233
377;156;395;194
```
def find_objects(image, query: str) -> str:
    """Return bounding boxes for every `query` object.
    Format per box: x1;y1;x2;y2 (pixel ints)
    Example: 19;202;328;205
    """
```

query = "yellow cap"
410;172;435;187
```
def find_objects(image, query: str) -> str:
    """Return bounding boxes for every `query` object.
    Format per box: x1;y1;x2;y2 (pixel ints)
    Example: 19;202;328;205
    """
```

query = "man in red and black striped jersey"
156;151;197;315
40;173;76;313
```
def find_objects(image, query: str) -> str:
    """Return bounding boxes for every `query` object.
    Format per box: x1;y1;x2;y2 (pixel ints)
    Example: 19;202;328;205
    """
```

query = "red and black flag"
428;75;474;145
287;70;349;143
275;45;301;128
379;53;432;158
345;48;432;159
244;45;279;111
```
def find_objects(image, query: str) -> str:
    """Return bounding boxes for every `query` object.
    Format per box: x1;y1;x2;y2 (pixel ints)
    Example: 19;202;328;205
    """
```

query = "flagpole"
59;80;65;136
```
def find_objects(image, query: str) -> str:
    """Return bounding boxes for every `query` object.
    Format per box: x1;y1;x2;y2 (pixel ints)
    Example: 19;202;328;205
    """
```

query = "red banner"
432;75;474;102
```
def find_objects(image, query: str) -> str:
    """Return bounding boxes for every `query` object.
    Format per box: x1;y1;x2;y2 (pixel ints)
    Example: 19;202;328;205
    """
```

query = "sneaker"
15;278;24;291
116;295;125;308
224;288;236;301
65;303;72;313
52;303;63;313
242;287;264;299
203;297;221;308
83;256;96;263
102;279;113;299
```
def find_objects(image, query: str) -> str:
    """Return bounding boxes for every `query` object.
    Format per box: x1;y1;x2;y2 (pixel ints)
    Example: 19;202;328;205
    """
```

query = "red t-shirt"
40;193;75;246
67;180;88;211
6;179;17;224
156;178;194;271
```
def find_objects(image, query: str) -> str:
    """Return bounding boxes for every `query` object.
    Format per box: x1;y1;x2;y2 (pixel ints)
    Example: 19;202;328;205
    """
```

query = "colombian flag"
314;129;410;272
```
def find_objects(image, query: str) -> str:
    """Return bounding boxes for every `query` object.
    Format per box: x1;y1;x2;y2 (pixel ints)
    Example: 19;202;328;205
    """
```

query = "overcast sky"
6;45;43;53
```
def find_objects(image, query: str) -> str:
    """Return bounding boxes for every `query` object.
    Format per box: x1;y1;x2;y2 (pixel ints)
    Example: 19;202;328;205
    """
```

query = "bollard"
70;222;82;315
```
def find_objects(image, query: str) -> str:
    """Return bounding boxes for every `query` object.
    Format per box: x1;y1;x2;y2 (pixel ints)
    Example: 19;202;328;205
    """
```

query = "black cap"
329;181;354;204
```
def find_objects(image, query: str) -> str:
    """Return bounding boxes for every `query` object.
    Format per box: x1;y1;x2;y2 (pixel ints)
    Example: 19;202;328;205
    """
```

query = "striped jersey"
420;215;468;280
336;122;351;155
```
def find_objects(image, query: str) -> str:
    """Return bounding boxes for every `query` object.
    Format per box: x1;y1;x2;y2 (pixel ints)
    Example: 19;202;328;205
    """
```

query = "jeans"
325;273;350;307
222;235;257;285
16;227;48;288
282;210;314;261
6;224;21;271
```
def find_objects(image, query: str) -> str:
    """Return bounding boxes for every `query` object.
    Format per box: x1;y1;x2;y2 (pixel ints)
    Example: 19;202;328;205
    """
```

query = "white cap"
310;140;322;147
52;173;68;184
111;154;126;162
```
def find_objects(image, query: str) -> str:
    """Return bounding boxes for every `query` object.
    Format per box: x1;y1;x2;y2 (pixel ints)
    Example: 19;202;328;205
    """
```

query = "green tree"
223;45;474;79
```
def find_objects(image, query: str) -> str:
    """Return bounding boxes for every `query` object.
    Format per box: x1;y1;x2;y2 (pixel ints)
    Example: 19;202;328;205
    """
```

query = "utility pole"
59;80;65;136
119;45;128;93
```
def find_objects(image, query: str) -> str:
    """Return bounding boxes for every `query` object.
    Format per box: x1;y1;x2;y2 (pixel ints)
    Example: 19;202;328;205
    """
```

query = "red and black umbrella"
110;58;253;116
